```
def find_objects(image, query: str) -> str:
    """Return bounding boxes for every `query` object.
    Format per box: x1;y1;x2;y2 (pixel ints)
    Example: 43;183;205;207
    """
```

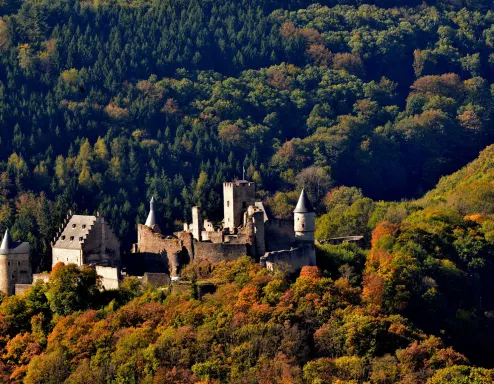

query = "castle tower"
0;229;32;295
294;189;315;242
223;180;256;231
192;206;203;241
145;197;157;228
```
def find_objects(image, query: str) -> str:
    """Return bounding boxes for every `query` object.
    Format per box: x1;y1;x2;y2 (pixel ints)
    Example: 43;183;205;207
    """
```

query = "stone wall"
33;273;50;283
252;211;265;257
207;231;224;244
15;284;32;295
194;242;249;263
95;265;120;290
176;231;194;263
53;247;82;266
143;272;171;287
138;225;184;275
261;244;316;272
264;219;296;251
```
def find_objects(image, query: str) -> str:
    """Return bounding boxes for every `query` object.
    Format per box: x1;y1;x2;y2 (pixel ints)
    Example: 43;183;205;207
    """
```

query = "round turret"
294;189;315;242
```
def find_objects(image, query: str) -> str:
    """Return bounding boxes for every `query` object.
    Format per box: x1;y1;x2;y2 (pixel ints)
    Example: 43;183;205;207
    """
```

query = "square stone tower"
223;180;255;231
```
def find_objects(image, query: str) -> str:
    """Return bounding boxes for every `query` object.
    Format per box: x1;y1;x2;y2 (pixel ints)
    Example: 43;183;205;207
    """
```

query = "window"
82;224;86;229
7;262;10;266
72;224;76;228
227;201;230;207
79;237;83;241
302;224;305;228
11;275;14;280
17;261;20;266
70;236;74;241
61;236;66;240
242;201;247;209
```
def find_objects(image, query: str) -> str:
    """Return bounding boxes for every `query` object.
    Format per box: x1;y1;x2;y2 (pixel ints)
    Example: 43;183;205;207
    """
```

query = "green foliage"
1;0;494;381
45;263;101;316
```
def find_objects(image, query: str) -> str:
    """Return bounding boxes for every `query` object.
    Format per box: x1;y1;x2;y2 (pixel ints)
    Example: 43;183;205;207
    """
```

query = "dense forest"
2;0;494;381
1;0;494;268
4;142;494;382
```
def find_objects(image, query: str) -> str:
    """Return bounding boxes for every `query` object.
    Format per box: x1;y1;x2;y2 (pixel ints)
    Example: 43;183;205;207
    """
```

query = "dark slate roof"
294;189;314;213
0;229;13;254
53;215;97;250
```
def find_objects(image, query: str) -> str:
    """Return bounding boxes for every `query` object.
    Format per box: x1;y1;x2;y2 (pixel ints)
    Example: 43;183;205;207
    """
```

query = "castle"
0;179;317;295
133;180;316;279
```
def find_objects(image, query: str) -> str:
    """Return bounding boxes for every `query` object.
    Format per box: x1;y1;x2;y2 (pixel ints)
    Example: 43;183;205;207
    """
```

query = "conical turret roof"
145;196;157;227
294;189;314;213
0;229;13;254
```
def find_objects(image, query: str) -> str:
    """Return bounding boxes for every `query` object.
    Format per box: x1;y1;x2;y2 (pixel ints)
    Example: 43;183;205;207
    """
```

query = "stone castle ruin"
0;179;317;295
134;180;317;278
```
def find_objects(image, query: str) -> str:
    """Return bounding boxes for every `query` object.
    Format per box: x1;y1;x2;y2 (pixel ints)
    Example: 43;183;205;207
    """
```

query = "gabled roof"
53;215;97;250
294;189;314;213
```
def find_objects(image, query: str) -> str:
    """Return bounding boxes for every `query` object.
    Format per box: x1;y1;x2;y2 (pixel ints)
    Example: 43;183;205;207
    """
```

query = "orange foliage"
458;110;482;131
47;310;102;364
234;285;259;314
362;273;385;307
50;261;66;276
411;73;463;98
299;266;322;279
4;332;42;365
371;221;399;248
464;213;486;223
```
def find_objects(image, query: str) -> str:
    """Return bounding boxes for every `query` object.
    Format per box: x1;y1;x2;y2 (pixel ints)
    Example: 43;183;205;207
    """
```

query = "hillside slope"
420;144;494;213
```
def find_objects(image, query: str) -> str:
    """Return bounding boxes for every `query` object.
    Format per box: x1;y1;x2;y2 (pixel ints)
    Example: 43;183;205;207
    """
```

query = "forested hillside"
1;0;494;269
2;135;494;383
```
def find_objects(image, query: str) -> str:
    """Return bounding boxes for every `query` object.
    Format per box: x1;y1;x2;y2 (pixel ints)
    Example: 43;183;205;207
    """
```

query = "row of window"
71;224;87;229
61;235;84;241
7;261;22;266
